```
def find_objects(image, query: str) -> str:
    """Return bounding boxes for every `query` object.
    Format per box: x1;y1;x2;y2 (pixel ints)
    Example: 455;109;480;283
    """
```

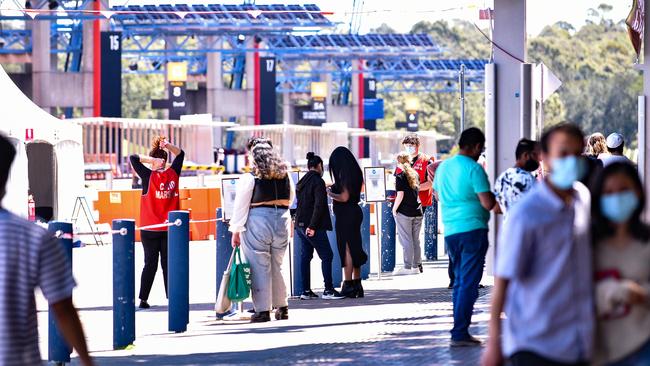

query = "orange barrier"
95;188;221;242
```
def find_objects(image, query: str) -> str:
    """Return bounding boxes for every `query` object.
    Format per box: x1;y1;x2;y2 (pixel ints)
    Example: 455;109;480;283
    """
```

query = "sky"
109;0;634;36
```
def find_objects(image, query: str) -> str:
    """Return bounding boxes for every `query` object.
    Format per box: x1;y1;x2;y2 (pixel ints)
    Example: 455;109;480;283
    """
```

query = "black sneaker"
418;264;423;273
139;300;150;309
300;290;319;300
322;289;344;300
479;284;486;289
447;282;454;289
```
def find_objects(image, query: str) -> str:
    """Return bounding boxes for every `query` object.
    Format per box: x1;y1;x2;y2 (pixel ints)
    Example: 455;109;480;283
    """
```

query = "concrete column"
206;37;223;121
488;0;526;272
81;17;95;117
350;59;361;155
245;38;256;125
32;17;51;113
641;0;650;218
282;92;291;123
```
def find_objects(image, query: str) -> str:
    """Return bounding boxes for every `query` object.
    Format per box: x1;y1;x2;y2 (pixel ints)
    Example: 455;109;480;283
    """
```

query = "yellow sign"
311;82;328;99
167;62;188;82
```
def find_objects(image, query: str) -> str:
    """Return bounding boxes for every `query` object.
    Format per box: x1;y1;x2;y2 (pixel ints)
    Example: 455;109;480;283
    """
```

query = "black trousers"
139;230;168;301
509;351;588;366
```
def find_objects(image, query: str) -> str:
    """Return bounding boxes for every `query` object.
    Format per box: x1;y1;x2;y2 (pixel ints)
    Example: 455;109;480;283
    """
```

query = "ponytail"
397;152;419;190
306;152;323;170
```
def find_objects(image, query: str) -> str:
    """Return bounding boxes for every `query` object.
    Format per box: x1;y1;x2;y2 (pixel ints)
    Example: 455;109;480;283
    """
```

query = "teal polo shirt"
433;154;491;237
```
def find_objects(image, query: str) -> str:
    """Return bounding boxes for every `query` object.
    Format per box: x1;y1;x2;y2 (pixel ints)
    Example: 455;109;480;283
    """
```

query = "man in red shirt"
395;134;434;273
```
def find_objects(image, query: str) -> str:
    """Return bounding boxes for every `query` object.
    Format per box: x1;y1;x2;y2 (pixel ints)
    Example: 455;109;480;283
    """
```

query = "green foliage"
377;16;641;152
122;73;166;119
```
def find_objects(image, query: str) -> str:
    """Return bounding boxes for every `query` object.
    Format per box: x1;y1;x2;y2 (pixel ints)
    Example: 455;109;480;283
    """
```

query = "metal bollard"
47;221;73;363
360;203;371;280
424;201;439;261
215;208;233;313
380;202;396;272
112;219;135;350
168;210;190;333
292;228;304;296
326;201;342;288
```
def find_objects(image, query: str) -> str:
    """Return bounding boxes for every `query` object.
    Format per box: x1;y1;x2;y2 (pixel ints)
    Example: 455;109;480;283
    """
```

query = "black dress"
331;184;367;268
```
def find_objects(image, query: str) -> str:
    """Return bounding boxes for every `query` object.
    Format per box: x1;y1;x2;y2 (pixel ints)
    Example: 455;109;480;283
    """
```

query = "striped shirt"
0;209;76;365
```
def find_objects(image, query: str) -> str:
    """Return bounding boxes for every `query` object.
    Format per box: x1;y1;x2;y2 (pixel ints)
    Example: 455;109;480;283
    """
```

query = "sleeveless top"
251;176;290;204
140;168;180;231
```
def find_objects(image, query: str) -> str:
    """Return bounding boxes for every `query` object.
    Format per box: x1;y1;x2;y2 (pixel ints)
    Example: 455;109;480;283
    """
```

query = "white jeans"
241;207;290;312
394;212;423;269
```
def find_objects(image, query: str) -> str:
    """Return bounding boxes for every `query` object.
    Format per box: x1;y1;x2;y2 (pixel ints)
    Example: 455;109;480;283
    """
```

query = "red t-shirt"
140;168;180;231
396;153;434;207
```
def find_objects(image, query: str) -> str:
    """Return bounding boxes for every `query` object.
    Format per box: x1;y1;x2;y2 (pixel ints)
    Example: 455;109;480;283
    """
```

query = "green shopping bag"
227;247;251;302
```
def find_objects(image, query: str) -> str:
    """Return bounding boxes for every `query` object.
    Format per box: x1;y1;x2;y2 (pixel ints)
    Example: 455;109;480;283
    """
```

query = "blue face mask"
549;156;585;189
405;145;416;156
601;190;639;224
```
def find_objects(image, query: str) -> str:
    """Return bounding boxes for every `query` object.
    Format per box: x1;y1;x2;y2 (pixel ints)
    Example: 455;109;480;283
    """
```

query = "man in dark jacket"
295;152;344;300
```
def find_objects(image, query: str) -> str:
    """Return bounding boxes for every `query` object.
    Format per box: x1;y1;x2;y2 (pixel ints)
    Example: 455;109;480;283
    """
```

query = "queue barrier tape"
53;217;222;241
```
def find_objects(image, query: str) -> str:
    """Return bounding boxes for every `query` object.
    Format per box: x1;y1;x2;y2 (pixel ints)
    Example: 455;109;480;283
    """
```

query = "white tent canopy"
0;66;84;221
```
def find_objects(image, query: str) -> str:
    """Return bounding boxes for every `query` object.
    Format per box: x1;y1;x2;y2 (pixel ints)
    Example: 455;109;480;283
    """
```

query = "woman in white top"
229;141;295;323
592;162;650;365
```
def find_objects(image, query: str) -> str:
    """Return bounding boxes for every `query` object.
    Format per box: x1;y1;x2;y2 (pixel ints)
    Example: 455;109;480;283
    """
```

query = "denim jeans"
295;229;334;291
445;228;488;341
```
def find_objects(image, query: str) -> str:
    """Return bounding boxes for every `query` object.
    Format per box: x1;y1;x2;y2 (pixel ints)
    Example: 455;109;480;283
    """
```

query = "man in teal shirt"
433;127;496;347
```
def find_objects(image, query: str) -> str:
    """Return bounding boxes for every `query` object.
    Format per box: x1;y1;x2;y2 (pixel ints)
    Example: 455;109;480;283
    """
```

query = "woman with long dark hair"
591;162;650;365
229;142;294;323
327;146;367;298
129;136;184;309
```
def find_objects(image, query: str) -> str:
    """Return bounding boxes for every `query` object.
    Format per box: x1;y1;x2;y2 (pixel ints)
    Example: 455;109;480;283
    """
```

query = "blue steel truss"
0;3;486;94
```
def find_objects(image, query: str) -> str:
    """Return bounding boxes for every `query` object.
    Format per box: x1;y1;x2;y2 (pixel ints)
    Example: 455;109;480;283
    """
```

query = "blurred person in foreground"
0;134;94;366
433;127;496;347
591;162;650;365
483;123;593;366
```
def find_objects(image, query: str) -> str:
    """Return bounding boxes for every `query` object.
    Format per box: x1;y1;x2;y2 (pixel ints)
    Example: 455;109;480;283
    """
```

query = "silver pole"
459;64;466;133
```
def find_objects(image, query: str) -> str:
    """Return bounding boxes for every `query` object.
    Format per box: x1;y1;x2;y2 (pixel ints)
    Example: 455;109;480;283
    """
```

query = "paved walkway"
38;242;491;365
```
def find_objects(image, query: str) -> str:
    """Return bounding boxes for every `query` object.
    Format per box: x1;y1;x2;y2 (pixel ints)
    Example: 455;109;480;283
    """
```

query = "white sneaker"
409;268;420;275
392;267;413;276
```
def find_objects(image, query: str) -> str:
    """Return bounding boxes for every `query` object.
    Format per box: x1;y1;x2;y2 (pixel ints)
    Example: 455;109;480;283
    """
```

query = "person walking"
591;162;650;365
230;142;294;323
294;152;344;300
0;134;94;366
392;152;423;276
493;138;540;219
482;124;594;366
600;133;632;167
327;146;367;298
395;134;433;273
433;127;496;347
130;136;185;309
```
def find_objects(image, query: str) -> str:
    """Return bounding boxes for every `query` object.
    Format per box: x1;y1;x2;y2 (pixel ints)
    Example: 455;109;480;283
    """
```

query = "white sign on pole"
363;167;387;202
290;172;299;210
221;178;239;221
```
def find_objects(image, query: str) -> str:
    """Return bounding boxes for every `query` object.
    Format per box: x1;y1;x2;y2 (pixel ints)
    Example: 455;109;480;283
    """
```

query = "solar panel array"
267;34;438;50
368;59;488;72
110;3;332;29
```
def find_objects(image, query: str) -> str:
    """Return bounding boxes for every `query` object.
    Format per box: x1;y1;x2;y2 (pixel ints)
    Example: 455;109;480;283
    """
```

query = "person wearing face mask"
294;152;344;300
482;123;594;366
433;127;496;347
493;138;541;219
591;162;650;365
395;134;434;273
130;136;185;309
